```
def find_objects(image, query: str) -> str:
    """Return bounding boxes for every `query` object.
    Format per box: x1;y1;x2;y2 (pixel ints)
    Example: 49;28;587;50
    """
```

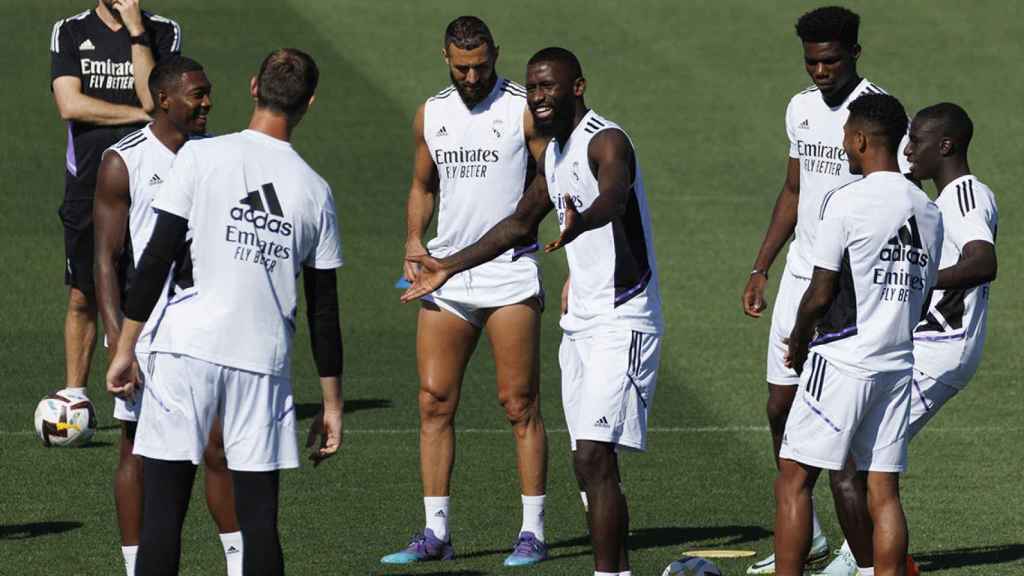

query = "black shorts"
58;192;95;297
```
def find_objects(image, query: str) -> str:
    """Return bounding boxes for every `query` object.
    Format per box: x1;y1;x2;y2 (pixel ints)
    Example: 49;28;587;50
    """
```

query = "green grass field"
2;1;1022;574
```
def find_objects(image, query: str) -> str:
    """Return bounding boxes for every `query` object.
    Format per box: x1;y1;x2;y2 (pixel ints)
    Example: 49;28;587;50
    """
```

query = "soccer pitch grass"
2;1;1022;574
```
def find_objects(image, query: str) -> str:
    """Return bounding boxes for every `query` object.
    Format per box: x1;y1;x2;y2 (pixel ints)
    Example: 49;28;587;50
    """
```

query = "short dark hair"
148;56;204;98
527;47;583;80
796;6;860;48
848;93;908;153
916;102;974;152
256;48;319;117
444;16;495;53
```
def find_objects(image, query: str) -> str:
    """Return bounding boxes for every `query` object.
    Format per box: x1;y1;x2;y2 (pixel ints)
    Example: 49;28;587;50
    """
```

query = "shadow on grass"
458;524;771;561
78;440;113;448
296;399;393;421
916;544;1024;571
0;521;83;540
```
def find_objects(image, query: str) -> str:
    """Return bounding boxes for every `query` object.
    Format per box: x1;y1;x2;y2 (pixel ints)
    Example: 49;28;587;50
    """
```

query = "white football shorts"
560;327;662;452
780;353;911;473
133;352;298;472
429;257;543;327
907;368;959;439
112;351;150;423
767;269;811;386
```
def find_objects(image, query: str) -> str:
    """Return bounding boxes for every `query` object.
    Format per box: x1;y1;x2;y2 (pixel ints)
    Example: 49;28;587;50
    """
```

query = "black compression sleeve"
303;266;343;377
123;210;187;322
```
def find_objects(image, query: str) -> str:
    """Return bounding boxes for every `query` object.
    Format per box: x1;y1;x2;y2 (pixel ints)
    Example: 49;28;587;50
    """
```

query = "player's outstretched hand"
545;194;583;252
400;254;451;303
106;350;141;400
111;0;145;36
306;404;343;467
742;273;768;318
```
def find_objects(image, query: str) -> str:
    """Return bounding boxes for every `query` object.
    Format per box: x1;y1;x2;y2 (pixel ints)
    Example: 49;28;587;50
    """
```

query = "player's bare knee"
573;442;614;482
499;393;536;427
67;288;96;315
828;466;858;497
766;395;794;431
418;388;455;424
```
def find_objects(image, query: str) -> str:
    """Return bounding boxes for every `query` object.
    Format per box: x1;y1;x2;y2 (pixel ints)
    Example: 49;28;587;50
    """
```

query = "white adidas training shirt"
809;171;942;377
545;110;663;335
424;77;536;263
104;124;179;355
150;129;343;376
913;175;997;388
785;78;911;279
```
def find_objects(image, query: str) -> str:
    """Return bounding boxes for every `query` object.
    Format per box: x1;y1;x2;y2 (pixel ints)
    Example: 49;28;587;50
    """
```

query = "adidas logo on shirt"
880;215;928;266
228;182;293;236
78;39;95;51
226;546;240;554
148;174;163;186
436;126;448;137
798;119;810;129
593;416;610;428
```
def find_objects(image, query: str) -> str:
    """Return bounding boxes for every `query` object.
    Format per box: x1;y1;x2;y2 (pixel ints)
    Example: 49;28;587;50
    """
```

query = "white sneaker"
746;534;830;574
810;546;858;576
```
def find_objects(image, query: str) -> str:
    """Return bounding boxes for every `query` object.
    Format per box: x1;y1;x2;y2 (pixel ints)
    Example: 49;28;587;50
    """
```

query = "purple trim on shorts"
65;122;77;176
810;325;858;346
802;396;841;433
614;269;652;306
913;332;966;342
277;404;294;422
512;242;540;261
911;377;933;413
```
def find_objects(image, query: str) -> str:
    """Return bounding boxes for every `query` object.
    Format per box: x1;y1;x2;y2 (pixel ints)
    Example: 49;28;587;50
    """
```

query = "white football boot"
746;533;830;574
811;543;858;576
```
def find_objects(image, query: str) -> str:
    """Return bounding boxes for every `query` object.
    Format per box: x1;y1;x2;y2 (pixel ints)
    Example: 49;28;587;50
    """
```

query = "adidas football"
34;393;96;447
662;556;722;576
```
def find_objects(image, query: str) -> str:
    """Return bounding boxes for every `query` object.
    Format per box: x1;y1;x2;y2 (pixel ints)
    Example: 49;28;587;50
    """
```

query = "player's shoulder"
943;175;997;217
142;11;181;31
788;84;819;107
109;128;150;153
426;84;457;104
498;78;527;100
51;10;90;50
817;179;861;220
856;77;889;97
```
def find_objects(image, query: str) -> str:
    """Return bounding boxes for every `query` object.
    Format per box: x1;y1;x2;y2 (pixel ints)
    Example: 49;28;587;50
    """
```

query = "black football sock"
232;470;283;576
135;457;198;576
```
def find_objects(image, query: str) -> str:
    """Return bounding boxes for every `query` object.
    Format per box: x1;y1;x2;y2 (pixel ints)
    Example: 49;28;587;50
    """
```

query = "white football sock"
594;572;617;576
424;496;450;542
618;572;633;576
520;494;545;541
62;387;89;399
580;491;589;512
810;498;824;539
121;545;138;576
841;539;852;555
219;531;243;576
857;567;874;576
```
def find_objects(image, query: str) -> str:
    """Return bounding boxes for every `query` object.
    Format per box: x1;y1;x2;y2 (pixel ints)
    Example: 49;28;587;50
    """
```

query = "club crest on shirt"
571;161;580;182
492;118;504;139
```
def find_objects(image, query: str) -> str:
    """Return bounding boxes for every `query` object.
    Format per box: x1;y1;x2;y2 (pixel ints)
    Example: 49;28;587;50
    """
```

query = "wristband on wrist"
129;33;149;47
750;268;769;279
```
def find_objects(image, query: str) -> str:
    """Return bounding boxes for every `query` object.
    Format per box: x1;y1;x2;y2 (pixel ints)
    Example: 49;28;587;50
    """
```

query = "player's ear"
491;45;500;66
939;137;954;157
574;76;586;98
157;88;171;113
850;43;862;61
306;94;317;112
249;76;258;101
442;47;450;66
